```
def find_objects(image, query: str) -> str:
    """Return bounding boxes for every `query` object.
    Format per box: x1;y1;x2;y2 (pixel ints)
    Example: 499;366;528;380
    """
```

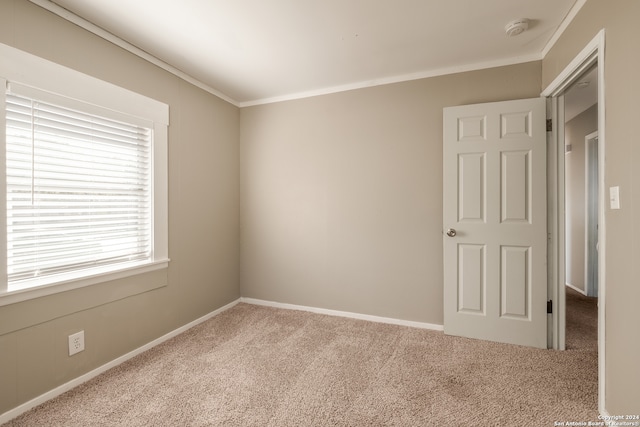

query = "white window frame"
0;43;169;306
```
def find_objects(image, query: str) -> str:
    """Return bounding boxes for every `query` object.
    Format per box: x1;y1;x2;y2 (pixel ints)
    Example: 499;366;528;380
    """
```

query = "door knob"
446;228;457;237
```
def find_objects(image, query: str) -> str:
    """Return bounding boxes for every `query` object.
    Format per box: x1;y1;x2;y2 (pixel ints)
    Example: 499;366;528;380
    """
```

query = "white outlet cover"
68;330;85;356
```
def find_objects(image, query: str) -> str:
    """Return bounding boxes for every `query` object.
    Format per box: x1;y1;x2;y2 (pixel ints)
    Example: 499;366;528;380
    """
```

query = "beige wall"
240;62;542;324
565;104;598;293
543;0;640;414
0;0;240;414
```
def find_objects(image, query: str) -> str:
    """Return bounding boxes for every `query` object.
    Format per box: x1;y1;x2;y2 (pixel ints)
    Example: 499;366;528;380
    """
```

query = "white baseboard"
0;298;241;425
240;297;444;331
566;282;587;295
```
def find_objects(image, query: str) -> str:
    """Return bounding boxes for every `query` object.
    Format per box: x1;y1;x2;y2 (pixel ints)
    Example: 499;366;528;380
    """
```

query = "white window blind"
5;91;152;286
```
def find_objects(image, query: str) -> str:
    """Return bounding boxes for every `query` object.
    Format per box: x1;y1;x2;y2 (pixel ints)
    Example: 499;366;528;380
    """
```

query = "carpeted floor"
3;289;598;426
565;288;598;352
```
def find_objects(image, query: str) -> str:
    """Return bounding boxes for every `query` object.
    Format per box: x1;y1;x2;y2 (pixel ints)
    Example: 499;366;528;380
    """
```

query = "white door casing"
443;97;547;349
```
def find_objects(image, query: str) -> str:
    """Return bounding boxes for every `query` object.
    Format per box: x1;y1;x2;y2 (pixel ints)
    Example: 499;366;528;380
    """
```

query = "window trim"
0;43;169;307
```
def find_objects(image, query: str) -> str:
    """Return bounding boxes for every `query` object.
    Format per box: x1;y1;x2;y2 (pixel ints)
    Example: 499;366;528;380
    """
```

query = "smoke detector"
505;19;529;37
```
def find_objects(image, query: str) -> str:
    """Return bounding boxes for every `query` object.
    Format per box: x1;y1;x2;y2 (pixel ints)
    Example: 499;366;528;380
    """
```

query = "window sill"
0;259;170;307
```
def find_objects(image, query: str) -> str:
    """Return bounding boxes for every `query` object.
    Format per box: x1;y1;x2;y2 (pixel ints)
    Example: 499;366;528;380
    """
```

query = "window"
0;43;169;305
6;88;153;288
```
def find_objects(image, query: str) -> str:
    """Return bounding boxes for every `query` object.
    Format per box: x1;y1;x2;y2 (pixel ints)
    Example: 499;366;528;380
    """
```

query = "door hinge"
546;119;553;132
547;300;553;314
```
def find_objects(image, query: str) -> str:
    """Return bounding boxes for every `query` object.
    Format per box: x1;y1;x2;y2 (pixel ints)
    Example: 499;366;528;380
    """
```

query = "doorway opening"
563;66;599;355
541;29;605;413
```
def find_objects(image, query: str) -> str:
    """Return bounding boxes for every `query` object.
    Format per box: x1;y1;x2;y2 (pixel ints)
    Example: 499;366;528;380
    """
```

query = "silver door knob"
446;228;457;237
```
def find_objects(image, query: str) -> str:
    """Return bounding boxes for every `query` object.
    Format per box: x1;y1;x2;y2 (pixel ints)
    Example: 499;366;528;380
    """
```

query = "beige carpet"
4;291;598;426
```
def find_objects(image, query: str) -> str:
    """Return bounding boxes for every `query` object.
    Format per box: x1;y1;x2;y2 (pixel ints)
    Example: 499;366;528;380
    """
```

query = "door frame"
585;131;599;297
541;29;606;413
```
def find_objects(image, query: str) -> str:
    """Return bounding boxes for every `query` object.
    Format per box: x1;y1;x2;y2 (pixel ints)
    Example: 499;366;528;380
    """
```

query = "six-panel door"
443;98;547;349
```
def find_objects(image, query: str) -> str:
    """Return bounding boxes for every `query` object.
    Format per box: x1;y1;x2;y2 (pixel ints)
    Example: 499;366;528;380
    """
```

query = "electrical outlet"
68;331;85;356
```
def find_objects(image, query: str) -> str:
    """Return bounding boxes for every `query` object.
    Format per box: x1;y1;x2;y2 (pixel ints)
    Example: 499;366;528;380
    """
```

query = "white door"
443;97;547;349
